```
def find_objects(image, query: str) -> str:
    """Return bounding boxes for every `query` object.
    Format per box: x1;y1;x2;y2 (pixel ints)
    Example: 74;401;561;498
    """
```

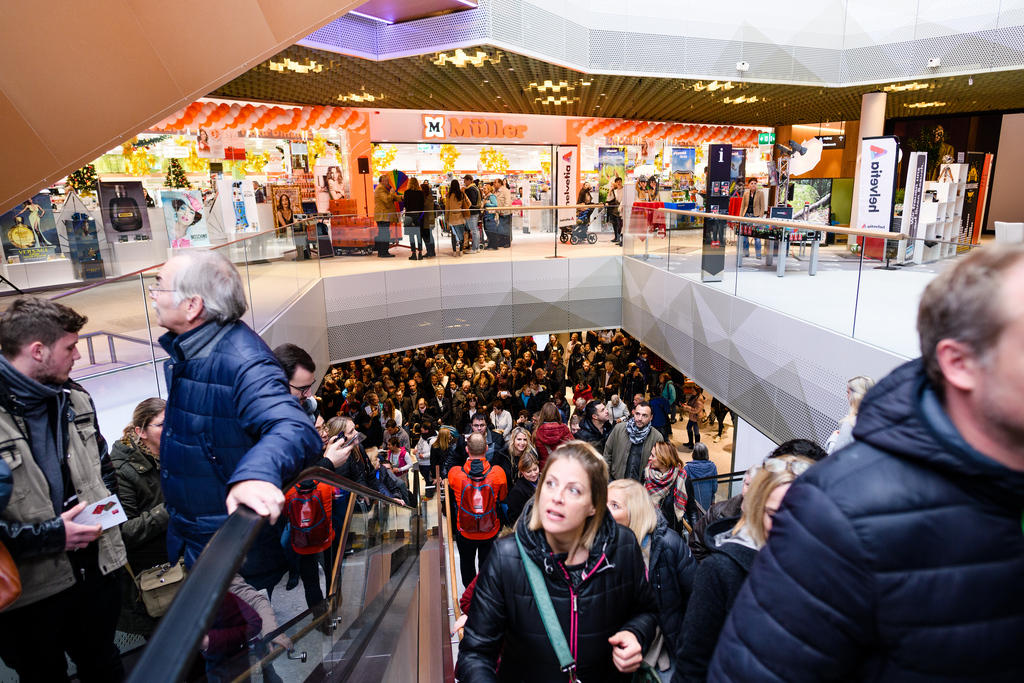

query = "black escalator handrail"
127;505;264;683
688;469;748;483
282;466;416;509
126;467;412;683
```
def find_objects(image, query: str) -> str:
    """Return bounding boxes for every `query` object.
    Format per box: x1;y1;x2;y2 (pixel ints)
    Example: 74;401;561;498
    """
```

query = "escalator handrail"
126;466;412;683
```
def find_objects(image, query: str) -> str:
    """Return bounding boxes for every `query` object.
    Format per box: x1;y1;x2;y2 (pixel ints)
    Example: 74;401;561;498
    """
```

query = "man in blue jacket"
150;250;322;575
710;245;1024;681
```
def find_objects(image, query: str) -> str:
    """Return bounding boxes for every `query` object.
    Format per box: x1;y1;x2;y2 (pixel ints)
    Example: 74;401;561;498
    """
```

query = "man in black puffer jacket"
711;246;1024;682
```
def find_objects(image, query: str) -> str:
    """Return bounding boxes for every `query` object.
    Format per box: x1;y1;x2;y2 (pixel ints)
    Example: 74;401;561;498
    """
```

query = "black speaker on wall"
357;157;370;174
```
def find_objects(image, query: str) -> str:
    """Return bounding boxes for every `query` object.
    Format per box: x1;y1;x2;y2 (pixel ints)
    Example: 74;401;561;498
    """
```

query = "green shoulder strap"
515;531;577;678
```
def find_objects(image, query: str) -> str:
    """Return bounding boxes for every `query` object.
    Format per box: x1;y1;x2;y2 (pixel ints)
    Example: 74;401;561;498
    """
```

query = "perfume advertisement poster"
0;194;61;263
270;185;300;229
217;179;260;233
64;213;105;280
97;181;152;243
161;190;209;248
314;164;349;213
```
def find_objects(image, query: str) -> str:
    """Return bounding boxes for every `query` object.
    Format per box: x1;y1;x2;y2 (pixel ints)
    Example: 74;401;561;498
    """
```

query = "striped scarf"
644;466;688;522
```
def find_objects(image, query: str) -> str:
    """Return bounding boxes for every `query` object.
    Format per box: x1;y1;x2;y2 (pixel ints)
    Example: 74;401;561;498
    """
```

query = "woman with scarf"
643;441;689;536
608;478;696;682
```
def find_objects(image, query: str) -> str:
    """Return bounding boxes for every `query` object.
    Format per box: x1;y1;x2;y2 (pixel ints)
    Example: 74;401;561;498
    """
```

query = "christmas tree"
164;158;191;189
66;164;98;196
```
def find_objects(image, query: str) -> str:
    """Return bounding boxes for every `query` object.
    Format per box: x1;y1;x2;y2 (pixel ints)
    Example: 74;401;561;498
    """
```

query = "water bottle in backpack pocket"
457;463;498;536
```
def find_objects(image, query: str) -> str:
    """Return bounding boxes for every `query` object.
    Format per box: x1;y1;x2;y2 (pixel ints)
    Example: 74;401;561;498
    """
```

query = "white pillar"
849;91;887;229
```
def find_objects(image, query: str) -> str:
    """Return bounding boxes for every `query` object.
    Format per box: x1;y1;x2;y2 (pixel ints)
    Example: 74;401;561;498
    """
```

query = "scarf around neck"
625;417;651;444
645;465;688;521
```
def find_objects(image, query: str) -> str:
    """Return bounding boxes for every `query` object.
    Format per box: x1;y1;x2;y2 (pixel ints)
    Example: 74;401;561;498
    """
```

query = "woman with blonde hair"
644;441;689;535
457;441;658;681
678;455;813;681
608;479;696;681
826;375;875;454
505;425;538;480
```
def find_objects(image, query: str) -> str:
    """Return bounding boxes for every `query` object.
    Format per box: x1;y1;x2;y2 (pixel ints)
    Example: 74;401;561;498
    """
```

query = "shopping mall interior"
1;1;1023;681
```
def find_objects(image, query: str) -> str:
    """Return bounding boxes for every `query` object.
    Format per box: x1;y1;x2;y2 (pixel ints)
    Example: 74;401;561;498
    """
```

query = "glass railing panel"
849;235;980;357
47;273;162;379
240;224;307;331
77;361;165;438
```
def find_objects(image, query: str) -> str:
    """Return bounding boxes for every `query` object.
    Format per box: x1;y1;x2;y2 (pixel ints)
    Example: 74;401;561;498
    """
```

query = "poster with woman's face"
160;190;209;248
270;185;301;228
314;164;349;213
196;128;224;159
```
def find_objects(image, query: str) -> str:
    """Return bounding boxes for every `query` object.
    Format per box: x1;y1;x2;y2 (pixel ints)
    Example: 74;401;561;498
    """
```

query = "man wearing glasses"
273;343;318;420
148;250;321;573
712;246;1024;681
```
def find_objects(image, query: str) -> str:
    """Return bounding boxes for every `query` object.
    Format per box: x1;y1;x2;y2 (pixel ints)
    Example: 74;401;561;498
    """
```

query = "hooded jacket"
456;501;658;682
683;459;718;513
533;421;573;466
710;359;1024;682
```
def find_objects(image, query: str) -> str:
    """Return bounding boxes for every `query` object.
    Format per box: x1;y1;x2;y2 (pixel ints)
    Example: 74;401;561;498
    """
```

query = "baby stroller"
559;208;599;245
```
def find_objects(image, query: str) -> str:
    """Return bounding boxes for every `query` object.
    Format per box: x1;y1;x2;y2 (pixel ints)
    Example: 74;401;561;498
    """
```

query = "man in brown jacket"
739;178;767;259
373;174;400;258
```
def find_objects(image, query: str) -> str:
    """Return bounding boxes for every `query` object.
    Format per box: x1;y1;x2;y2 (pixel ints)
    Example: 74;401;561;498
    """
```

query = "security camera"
927;57;941;68
736;61;750;72
789;139;808;156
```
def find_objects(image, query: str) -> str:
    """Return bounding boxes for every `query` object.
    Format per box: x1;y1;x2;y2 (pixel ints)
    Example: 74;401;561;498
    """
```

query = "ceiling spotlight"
968;76;974;85
904;101;947;108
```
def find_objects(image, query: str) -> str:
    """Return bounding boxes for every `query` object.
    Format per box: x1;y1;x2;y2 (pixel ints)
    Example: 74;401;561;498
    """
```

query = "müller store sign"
369;109;567;145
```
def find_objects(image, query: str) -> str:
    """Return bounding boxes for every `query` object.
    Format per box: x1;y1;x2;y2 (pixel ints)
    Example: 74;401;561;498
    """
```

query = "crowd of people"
1;243;1022;682
372;172;626;258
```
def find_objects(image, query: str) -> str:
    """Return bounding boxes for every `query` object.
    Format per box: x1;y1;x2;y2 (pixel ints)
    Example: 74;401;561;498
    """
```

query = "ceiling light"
723;95;760;104
530;80;572;93
268;58;323;74
337;91;384;103
433;49;500;68
904;101;947;108
883;82;929;92
581;81;592;86
536;95;578;105
693;80;735;92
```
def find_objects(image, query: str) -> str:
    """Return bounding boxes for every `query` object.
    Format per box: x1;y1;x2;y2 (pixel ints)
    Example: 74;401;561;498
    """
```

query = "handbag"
0;539;21;611
515;533;657;682
128;559;187;618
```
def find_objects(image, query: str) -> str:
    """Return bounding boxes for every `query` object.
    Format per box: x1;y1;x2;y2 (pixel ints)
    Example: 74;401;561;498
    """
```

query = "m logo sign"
423;115;446;139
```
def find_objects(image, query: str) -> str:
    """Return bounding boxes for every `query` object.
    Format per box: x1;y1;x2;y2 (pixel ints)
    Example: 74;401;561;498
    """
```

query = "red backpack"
287;483;331;553
457;463;499;536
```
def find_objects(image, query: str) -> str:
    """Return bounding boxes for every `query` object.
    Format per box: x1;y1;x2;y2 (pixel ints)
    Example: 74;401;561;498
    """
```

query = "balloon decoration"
119;136;167;176
244;151;269;174
182;140;210;174
480;146;509;174
574;117;762;148
439;144;460;173
372;144;398;174
150;101;369;137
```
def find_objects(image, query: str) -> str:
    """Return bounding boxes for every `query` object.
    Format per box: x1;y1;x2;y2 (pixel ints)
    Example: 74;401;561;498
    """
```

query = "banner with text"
856;136;899;232
556;146;578;229
899;151;927;264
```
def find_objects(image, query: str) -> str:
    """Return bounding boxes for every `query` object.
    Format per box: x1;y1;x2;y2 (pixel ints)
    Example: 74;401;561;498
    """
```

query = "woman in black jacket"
502;452;539;528
403;177;425;260
607;478;696;679
457;441;658;682
677;455;810;682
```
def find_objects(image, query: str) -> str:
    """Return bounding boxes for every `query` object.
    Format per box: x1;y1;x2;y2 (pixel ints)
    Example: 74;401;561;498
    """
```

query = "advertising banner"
161;190;209;248
671;148;695;173
269;185;301;231
196;128;225;159
598;146;626;190
702;144;732;282
97;181;152;243
855;136;899;232
314;163;349;213
962;152;994;246
217;179;260;233
556;146;578;229
0;194;61;263
899;151;927;263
